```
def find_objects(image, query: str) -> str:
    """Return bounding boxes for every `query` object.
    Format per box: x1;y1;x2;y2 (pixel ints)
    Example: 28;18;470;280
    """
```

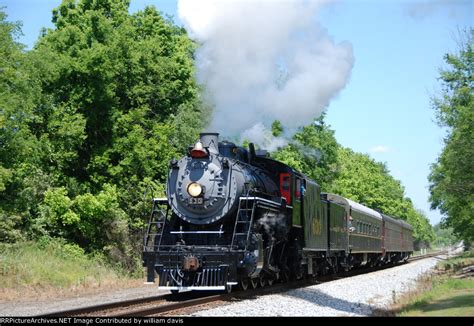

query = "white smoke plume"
178;0;354;149
241;123;288;152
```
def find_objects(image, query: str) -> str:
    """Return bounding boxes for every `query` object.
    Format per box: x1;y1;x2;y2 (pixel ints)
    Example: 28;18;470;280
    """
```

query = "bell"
190;140;208;158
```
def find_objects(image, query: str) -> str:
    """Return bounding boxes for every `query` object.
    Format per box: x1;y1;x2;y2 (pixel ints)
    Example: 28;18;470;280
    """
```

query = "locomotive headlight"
187;182;203;197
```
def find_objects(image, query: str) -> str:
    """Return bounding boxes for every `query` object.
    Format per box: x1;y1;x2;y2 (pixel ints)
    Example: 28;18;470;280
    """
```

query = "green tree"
432;224;458;248
0;1;205;268
428;29;474;243
34;0;201;185
272;116;339;190
332;147;434;243
30;0;204;255
271;120;283;137
0;8;47;242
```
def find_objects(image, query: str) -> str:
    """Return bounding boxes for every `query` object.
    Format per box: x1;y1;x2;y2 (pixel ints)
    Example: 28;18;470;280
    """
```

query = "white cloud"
404;0;468;21
369;145;391;153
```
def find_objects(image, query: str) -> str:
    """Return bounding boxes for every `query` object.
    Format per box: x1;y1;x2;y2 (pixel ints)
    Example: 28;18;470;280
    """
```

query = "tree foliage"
0;1;204;267
272;116;340;190
428;29;474;243
432;224;458;248
332;147;434;244
0;9;45;242
271;120;283;137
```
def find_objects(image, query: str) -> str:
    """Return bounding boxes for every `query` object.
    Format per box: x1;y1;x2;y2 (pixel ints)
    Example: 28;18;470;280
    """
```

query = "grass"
398;278;474;316
438;250;474;272
385;250;474;317
0;238;142;301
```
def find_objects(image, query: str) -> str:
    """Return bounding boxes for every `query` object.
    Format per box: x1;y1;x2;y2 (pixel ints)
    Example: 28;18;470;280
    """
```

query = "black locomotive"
142;133;413;292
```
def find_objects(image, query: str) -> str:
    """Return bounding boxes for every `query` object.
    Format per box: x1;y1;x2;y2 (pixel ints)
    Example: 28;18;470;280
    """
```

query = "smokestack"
200;132;219;154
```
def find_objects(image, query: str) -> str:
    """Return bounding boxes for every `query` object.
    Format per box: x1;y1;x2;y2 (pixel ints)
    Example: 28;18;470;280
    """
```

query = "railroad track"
111;293;224;317
41;281;305;317
408;250;448;262
40;291;217;317
41;251;447;317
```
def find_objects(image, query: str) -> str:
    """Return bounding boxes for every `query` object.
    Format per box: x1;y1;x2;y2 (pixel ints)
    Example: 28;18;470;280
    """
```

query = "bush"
37;184;134;270
0;238;122;291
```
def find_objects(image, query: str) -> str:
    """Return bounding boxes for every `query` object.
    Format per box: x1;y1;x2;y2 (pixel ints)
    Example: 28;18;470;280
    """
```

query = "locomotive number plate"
188;197;204;205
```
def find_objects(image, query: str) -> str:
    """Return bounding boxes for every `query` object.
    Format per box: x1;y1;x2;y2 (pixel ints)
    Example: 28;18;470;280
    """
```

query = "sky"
1;0;472;226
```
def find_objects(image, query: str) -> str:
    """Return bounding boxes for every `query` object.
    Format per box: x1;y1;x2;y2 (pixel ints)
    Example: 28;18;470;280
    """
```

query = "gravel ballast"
193;257;441;316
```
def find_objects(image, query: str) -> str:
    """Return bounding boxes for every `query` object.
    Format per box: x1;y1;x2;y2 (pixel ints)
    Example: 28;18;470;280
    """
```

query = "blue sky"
2;0;472;225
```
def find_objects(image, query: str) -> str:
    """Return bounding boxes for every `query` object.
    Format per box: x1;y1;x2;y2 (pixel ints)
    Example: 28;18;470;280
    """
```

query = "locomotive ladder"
144;198;169;252
231;197;256;250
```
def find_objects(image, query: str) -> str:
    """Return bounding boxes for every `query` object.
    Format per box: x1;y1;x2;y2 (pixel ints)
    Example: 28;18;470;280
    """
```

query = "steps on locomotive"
144;198;169;252
231;198;256;249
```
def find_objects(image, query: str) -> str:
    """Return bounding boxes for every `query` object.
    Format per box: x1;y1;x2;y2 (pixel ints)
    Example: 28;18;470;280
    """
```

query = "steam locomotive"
142;133;413;292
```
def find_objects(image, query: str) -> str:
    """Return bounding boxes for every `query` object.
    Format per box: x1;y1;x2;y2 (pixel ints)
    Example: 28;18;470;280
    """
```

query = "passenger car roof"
323;193;382;220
